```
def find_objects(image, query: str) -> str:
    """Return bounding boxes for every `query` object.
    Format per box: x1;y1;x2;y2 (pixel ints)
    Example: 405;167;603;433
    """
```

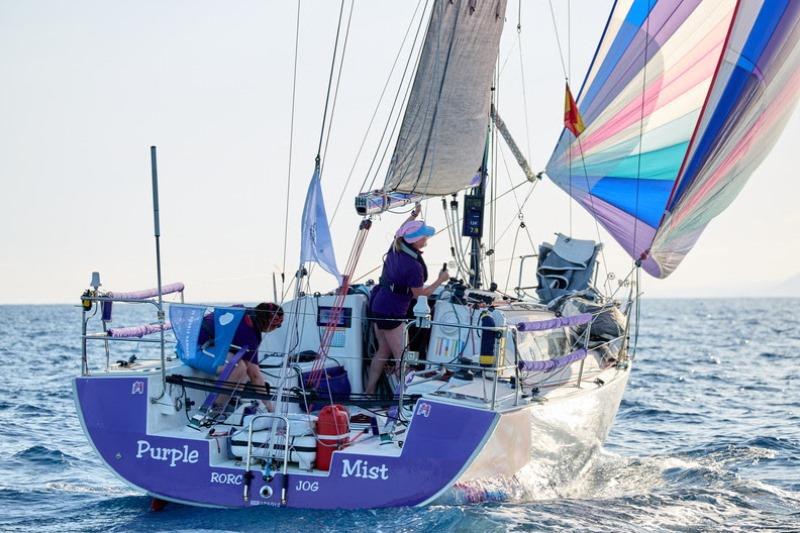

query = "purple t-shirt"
370;245;426;317
197;313;262;364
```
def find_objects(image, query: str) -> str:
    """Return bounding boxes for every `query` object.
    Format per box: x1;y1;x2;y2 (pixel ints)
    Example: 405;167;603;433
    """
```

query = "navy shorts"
369;310;404;330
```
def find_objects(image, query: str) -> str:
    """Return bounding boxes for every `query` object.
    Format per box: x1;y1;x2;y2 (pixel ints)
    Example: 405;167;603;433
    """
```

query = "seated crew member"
365;205;449;395
198;302;284;410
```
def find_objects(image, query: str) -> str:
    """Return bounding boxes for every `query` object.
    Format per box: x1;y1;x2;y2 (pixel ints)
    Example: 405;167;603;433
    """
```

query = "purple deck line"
517;313;592;332
518;348;588;373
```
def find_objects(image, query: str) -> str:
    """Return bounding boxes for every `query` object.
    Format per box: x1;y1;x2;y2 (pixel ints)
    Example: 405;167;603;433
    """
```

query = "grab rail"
107;282;185;300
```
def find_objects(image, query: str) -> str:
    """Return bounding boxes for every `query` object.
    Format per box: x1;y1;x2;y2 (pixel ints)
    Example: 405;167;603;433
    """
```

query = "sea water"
0;300;797;532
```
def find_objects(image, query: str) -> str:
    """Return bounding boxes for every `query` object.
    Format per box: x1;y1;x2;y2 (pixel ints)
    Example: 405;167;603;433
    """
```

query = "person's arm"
405;202;421;223
410;267;449;298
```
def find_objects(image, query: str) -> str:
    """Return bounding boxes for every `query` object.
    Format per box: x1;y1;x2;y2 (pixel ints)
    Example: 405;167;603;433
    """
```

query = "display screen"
317;306;352;328
462;194;484;238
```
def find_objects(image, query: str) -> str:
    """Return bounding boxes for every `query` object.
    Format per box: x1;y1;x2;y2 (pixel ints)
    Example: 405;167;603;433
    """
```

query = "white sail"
383;0;507;197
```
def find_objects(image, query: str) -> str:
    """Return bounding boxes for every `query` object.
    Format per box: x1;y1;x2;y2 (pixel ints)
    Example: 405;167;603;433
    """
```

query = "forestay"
383;0;507;197
546;0;800;278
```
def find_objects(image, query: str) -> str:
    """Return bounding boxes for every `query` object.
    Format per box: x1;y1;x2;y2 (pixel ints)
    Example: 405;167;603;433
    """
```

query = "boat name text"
135;440;199;467
341;459;389;480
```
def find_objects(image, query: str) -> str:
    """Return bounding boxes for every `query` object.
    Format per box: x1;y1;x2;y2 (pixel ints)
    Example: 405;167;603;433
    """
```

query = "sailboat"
74;0;800;509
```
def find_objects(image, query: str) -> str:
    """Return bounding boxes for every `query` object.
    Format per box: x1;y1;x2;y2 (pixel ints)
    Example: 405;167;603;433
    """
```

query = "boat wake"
444;440;800;513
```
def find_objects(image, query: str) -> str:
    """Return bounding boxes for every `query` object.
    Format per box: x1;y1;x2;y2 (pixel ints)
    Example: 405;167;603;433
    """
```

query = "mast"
464;131;490;289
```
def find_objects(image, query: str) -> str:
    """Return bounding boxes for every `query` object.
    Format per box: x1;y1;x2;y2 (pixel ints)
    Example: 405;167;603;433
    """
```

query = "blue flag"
300;167;341;281
169;305;246;374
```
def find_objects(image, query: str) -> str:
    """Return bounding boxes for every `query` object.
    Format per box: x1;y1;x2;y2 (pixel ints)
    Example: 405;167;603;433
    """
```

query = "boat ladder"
242;414;292;505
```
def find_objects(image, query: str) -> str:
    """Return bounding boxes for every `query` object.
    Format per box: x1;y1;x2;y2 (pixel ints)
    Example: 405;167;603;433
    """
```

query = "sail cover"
546;0;800;278
383;0;507;197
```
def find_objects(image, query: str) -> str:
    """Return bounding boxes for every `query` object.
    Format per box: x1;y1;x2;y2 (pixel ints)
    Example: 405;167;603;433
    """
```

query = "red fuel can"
315;404;349;471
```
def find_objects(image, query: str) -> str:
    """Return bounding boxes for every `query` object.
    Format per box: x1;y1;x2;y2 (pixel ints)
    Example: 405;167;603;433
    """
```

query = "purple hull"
74;375;498;509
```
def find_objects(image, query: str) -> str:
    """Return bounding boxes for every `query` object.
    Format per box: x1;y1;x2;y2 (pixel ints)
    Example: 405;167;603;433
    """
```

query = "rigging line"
321;0;355;175
330;0;425;223
445;201;470;280
494;180;538;245
567;0;572;238
498;140;522;212
282;0;302;290
498;144;537;253
632;1;651;267
316;0;347;160
546;0;569;80
632;267;641;359
504;223;522;294
567;0;571;81
491;91;499;284
574;137;611;295
498;36;519;75
363;0;431;193
355;176;533;284
516;23;532;162
368;29;427;193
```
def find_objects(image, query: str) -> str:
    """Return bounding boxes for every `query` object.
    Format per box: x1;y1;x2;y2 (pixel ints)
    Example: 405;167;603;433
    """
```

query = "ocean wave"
12;445;79;465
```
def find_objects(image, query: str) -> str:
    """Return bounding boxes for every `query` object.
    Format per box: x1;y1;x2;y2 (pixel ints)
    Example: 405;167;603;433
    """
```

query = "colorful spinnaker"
546;0;800;278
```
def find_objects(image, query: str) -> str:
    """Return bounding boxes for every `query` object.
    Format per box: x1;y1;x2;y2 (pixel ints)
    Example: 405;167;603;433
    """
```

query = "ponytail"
392;237;404;254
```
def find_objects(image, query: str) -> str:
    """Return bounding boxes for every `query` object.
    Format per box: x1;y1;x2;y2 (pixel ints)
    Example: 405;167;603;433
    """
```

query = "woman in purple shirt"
198;302;284;410
365;206;449;394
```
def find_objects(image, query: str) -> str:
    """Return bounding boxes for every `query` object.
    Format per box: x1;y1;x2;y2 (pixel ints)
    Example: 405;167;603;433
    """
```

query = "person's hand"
437;268;450;284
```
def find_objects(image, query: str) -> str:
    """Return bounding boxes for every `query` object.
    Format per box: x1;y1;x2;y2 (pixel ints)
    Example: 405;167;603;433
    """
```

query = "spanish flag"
564;83;585;137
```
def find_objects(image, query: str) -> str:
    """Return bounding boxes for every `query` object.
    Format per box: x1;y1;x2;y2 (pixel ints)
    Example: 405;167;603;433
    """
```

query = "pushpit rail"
79;281;184;378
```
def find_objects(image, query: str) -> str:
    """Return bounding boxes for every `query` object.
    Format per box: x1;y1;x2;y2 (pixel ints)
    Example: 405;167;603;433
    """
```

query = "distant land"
648;273;800;299
767;273;800;297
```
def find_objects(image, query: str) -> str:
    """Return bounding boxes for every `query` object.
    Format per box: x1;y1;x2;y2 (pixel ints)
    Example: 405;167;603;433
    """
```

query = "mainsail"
546;0;800;278
383;0;507;197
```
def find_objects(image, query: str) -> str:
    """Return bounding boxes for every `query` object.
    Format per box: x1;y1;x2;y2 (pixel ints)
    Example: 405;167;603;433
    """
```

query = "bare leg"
382;326;406;382
245;362;273;411
215;360;249;409
365;325;391;395
365;324;405;394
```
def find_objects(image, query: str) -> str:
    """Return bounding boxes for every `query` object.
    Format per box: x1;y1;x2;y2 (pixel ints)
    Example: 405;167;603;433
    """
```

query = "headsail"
383;0;507;197
546;0;800;278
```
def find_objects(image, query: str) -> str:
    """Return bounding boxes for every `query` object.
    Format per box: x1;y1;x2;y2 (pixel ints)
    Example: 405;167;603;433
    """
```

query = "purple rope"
516;313;592;332
107;282;185;300
517;348;588;372
107;322;172;338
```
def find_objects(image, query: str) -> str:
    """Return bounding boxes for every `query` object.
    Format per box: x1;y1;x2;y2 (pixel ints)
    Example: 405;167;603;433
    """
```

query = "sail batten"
381;0;507;197
547;0;800;278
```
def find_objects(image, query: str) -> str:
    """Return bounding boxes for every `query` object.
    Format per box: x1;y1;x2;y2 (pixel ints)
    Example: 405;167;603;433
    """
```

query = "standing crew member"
365;205;449;395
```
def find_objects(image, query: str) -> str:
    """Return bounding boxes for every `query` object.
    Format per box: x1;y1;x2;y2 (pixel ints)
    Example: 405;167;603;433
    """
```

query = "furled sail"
383;0;507;197
546;0;800;278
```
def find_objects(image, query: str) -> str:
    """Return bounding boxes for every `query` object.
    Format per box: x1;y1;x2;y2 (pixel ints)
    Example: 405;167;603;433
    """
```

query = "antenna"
150;146;167;400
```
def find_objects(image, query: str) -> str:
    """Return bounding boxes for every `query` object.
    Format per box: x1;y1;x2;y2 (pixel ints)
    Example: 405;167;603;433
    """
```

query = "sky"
1;0;798;304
